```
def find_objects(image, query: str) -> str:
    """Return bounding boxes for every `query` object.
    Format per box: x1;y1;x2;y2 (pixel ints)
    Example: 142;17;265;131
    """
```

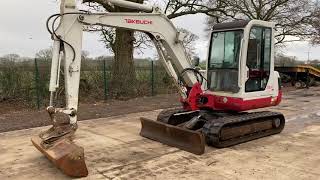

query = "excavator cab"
206;20;281;110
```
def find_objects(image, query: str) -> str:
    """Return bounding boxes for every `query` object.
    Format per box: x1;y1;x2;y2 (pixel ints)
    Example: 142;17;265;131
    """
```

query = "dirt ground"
0;94;180;133
0;87;320;180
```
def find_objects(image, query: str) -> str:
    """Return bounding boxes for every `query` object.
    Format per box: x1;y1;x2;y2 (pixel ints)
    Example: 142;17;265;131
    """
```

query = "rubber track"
202;111;285;148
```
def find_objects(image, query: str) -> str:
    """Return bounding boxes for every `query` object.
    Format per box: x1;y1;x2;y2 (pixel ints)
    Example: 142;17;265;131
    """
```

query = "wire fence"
0;59;176;109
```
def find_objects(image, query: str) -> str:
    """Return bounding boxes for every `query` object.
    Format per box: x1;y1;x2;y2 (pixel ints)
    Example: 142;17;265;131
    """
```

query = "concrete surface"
0;88;320;180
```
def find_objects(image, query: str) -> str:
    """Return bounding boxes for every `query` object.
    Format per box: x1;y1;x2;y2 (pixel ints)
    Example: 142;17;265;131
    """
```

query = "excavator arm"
48;0;199;126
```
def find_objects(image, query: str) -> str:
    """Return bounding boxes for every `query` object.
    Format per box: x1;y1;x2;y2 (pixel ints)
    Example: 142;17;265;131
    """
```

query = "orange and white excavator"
31;0;285;177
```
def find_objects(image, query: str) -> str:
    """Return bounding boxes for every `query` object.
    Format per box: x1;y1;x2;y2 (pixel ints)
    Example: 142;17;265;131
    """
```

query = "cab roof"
212;20;250;31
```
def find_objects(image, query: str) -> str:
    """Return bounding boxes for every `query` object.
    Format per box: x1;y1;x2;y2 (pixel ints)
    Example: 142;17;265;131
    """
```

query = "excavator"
31;0;285;177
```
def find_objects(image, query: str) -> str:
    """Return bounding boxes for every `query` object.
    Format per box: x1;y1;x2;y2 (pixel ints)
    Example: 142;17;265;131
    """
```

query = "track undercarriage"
140;108;285;154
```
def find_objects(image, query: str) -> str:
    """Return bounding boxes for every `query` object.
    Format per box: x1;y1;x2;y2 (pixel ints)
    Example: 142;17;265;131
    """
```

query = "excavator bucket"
140;117;205;155
31;136;88;177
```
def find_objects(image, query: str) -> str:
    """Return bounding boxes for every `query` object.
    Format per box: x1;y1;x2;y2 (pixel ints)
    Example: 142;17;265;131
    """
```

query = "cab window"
245;26;271;92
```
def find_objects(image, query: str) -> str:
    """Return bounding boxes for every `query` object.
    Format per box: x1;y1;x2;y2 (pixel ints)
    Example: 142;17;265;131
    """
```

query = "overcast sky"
0;0;320;61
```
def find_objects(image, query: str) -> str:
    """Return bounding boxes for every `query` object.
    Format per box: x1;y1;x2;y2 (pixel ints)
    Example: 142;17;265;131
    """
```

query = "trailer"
275;65;320;88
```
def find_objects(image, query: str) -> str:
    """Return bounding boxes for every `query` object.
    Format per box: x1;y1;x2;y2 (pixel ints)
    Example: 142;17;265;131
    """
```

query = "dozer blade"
140;117;205;155
31;136;88;177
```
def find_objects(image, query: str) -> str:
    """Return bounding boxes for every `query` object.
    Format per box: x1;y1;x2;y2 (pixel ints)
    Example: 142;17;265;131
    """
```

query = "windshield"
209;30;243;69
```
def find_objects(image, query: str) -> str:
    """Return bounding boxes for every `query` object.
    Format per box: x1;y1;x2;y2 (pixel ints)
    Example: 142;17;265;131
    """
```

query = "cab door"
244;26;274;98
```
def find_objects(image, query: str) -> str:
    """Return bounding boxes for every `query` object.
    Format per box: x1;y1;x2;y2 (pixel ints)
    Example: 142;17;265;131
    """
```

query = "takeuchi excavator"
31;0;285;177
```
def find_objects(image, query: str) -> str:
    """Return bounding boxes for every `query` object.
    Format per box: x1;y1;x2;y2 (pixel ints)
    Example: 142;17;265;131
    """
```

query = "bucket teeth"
31;136;88;177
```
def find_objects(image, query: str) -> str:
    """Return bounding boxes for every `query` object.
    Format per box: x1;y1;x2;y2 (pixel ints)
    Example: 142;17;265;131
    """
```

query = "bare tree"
35;48;89;62
275;53;299;66
2;54;20;62
206;0;319;45
158;0;226;19
310;5;320;44
178;28;199;57
81;50;90;61
36;48;52;61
